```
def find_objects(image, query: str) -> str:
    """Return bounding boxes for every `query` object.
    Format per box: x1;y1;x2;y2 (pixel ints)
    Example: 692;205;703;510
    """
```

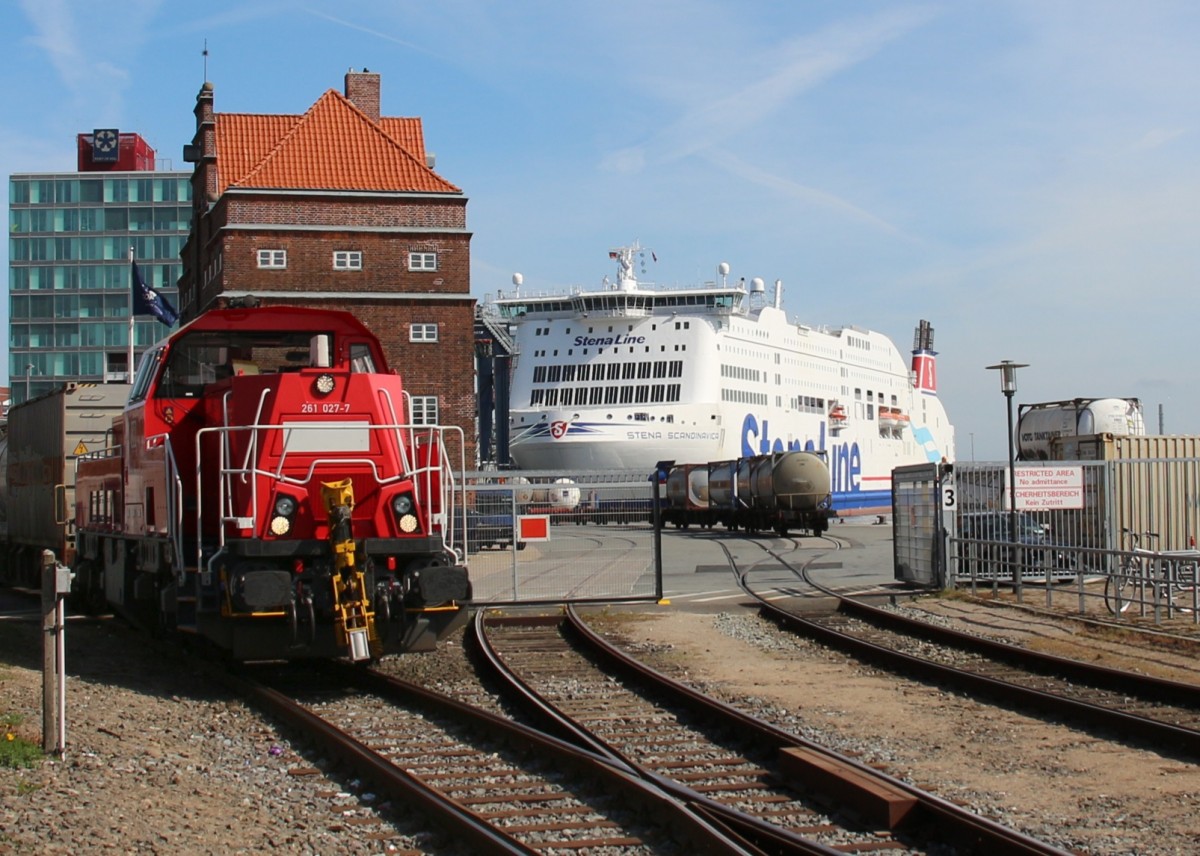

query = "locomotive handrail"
193;421;467;576
381;385;418;481
224;388;270;535
383;386;467;542
144;431;187;577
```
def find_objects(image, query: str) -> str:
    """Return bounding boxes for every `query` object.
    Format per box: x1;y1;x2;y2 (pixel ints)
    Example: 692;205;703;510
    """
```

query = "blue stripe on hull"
832;489;891;515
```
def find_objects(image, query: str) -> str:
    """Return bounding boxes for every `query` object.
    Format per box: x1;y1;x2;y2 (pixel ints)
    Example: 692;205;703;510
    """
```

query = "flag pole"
128;247;135;382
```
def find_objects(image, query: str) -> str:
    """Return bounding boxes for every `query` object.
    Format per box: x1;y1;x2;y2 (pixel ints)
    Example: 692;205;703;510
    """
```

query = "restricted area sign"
1010;466;1085;510
517;515;551;542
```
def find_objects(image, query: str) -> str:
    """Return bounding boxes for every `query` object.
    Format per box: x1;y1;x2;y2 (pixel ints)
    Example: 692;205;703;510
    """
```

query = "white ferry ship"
483;243;955;515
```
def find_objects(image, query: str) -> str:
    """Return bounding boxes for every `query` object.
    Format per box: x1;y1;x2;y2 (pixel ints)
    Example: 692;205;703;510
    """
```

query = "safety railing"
951;537;1200;624
193;420;466;583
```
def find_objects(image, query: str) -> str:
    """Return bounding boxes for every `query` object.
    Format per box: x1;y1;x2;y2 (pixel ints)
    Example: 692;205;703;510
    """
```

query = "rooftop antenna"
202;40;209;80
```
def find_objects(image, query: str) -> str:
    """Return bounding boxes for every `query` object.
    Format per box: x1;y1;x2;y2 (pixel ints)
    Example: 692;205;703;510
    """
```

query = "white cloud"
602;7;938;171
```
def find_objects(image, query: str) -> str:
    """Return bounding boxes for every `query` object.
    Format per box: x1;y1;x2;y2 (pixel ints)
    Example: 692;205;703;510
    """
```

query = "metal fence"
459;470;661;604
950;459;1200;623
892;463;951;588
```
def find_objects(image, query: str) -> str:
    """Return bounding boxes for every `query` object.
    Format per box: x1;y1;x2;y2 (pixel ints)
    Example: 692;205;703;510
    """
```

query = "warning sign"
73;441;89;456
517;515;551;542
1011;466;1084;510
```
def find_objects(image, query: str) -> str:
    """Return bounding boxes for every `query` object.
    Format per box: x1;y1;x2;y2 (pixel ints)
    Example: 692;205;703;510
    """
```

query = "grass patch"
0;714;43;769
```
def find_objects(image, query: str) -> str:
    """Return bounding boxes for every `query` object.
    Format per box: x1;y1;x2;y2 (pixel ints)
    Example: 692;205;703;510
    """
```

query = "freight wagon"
0;383;130;589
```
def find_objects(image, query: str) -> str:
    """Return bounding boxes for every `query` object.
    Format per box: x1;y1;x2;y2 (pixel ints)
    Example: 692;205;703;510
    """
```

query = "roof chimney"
344;68;381;123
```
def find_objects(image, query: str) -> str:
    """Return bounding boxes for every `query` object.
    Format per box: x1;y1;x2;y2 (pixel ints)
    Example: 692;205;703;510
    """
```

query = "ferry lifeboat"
892;410;910;437
879;406;898;435
828;403;848;434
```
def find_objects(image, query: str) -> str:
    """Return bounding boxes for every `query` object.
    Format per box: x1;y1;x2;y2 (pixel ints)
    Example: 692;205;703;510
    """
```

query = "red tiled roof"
379;118;426;163
215;90;458;195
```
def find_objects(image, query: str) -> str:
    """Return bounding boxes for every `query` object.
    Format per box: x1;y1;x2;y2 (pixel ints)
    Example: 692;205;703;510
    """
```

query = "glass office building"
8;133;191;404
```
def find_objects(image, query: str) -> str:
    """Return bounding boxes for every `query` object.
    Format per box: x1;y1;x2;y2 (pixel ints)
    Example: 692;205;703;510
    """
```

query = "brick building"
178;70;476;465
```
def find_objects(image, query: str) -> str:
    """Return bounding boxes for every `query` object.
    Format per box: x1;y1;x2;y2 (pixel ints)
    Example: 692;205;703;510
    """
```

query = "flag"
131;260;178;327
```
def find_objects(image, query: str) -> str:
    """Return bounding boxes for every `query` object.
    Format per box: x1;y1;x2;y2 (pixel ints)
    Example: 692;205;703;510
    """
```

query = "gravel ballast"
4;599;1200;854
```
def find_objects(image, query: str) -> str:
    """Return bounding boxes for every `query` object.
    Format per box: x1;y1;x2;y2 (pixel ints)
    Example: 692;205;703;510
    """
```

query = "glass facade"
8;171;191;403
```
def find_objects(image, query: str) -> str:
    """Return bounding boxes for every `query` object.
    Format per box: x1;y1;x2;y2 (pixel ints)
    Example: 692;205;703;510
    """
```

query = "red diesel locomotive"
72;306;471;661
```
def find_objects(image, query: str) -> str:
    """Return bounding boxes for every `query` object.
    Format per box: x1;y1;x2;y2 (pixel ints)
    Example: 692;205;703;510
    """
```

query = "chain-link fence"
950;459;1200;623
459;470;661;604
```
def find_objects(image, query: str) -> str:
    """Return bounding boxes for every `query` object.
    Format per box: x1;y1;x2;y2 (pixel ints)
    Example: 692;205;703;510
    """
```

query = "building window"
333;250;362;270
410;395;439;425
410;323;438;342
257;249;286;269
408;251;438;271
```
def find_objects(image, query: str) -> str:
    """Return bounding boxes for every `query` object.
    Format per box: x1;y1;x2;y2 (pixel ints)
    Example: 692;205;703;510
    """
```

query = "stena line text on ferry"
574;333;647;347
742;412;862;494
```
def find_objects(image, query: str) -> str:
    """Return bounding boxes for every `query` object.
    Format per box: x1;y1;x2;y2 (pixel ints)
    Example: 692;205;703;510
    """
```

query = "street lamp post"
986;360;1028;597
25;363;34;403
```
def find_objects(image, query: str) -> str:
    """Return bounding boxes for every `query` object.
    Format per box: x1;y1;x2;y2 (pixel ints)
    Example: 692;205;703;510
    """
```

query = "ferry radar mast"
609;241;648;293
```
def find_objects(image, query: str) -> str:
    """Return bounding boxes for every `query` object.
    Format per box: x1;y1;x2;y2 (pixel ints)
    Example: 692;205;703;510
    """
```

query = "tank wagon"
1017;398;1145;460
46;306;469;662
0;383;130;589
662;450;832;536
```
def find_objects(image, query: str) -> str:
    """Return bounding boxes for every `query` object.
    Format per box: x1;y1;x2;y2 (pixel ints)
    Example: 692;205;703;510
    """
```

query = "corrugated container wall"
1054;433;1200;461
7;383;129;560
1054;434;1200;552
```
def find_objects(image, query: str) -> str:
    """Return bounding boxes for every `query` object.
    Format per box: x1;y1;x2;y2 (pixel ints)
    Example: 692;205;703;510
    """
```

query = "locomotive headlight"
314;374;335;395
270;493;299;536
390;492;419;533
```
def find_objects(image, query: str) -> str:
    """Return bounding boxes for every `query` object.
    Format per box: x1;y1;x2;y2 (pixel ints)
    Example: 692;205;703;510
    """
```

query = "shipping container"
1054;433;1200;461
0;383;129;587
1051;433;1200;553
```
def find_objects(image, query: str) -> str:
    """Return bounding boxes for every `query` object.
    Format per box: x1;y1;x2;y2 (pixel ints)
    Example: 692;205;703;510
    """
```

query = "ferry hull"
509;420;720;470
509;405;950;517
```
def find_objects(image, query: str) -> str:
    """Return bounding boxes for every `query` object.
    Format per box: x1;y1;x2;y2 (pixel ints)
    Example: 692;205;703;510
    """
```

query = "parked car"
957;511;1076;580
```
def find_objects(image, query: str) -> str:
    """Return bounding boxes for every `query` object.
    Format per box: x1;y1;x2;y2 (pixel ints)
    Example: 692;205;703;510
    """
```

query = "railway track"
731;534;1200;760
224;661;756;855
475;608;1067;855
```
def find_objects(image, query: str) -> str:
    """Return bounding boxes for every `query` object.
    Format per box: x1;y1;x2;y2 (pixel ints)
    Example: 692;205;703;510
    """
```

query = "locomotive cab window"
129;344;166;403
154;329;338;398
349;343;376;373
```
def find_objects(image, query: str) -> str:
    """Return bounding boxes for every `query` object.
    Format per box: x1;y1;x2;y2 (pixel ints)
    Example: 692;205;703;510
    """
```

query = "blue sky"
4;1;1198;460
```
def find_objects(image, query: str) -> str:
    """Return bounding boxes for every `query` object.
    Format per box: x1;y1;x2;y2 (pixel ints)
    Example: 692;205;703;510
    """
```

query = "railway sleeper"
778;746;918;830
